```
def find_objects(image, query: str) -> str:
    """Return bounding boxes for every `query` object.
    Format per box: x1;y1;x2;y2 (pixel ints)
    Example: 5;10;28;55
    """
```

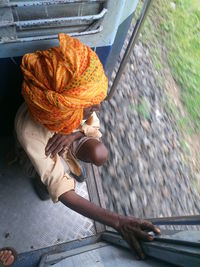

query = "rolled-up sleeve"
81;112;102;138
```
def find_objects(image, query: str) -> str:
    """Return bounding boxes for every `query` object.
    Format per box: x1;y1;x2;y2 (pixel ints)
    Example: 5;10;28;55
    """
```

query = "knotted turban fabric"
21;33;108;134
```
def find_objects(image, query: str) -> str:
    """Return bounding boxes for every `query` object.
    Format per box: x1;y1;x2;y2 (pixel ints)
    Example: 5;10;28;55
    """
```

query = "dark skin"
59;191;160;260
45;104;102;158
45;104;160;260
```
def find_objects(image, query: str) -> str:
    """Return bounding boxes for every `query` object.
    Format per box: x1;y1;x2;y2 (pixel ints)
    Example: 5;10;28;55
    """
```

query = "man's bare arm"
59;191;160;260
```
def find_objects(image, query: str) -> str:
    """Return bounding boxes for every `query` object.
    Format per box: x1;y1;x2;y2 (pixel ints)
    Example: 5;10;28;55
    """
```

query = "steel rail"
106;0;153;100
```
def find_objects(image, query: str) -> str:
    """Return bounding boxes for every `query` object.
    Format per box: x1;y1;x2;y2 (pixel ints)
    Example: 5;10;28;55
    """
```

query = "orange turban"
21;33;108;134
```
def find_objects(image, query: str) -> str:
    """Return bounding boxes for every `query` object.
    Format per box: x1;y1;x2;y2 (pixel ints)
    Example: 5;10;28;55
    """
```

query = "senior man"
14;33;160;261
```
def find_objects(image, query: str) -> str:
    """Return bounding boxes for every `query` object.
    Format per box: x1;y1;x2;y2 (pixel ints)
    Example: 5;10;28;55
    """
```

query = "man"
15;33;160;260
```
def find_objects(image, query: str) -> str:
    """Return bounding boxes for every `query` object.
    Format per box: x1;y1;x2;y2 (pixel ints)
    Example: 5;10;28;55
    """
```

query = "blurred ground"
140;0;200;177
98;19;200;219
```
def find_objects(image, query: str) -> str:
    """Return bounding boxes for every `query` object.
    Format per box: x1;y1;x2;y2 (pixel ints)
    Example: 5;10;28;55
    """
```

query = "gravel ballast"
98;37;200;220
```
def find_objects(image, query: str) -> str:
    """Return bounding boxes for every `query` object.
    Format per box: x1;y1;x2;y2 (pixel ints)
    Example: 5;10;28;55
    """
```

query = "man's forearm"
59;191;160;260
59;191;119;230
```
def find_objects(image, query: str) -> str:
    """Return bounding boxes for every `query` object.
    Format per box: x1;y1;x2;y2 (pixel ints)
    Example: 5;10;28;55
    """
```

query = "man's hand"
116;215;160;260
59;191;160;261
45;132;84;157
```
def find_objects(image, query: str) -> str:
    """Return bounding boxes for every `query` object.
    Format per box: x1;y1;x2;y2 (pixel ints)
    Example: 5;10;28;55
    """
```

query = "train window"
0;0;107;43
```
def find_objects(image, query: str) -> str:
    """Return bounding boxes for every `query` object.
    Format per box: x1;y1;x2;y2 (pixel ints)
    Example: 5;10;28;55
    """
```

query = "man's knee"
92;142;108;166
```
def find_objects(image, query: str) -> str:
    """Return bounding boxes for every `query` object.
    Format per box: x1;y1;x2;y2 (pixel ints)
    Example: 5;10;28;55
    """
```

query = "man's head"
21;33;107;134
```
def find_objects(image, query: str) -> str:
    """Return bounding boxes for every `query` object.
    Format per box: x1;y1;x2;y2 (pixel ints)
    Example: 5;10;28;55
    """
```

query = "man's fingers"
126;224;154;242
45;133;57;148
46;135;65;156
46;141;59;156
131;235;145;260
46;139;62;156
58;148;66;156
141;221;160;234
58;146;69;156
135;229;154;241
45;134;60;154
120;231;141;260
120;226;146;260
51;142;65;157
154;227;161;234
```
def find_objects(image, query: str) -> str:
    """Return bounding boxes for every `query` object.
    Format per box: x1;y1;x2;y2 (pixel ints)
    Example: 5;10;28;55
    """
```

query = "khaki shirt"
15;103;101;202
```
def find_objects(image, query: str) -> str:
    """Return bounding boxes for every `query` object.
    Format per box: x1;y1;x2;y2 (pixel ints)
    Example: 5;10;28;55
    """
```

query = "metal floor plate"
0;138;96;253
45;244;171;267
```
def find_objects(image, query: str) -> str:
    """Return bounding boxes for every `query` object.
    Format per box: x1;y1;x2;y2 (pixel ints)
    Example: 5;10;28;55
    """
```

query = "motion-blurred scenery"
100;0;200;224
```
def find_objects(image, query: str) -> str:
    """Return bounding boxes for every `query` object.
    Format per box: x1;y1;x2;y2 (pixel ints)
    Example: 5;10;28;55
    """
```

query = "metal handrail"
0;8;107;28
149;215;200;225
0;0;106;8
106;0;153;100
0;25;103;44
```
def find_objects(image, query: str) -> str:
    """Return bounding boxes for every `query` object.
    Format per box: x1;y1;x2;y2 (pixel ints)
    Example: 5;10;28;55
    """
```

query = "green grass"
130;97;151;120
139;0;200;132
135;97;151;120
168;0;200;131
